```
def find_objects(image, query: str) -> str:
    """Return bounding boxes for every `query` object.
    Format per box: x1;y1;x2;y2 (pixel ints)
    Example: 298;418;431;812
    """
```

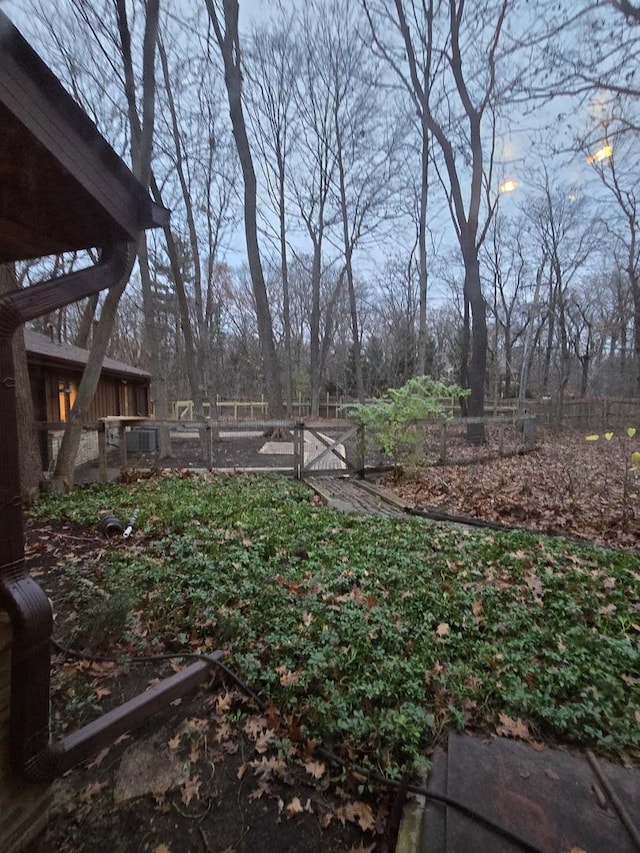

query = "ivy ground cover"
31;473;640;775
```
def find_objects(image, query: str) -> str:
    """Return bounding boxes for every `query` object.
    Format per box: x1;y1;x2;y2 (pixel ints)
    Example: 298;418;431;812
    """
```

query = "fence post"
439;422;447;464
293;421;304;479
205;420;212;471
415;419;425;460
118;422;127;471
356;423;365;477
98;421;107;483
523;417;537;449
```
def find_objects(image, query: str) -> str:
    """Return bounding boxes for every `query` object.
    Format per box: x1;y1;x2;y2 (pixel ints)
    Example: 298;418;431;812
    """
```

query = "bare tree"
365;1;434;378
52;0;159;487
204;0;284;419
327;2;398;403
526;176;600;416
581;109;640;394
482;216;532;402
364;0;510;440
247;14;299;414
610;0;640;23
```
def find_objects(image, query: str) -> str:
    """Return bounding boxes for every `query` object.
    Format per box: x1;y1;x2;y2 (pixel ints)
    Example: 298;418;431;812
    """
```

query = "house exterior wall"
47;428;99;469
0;613;52;853
27;356;150;469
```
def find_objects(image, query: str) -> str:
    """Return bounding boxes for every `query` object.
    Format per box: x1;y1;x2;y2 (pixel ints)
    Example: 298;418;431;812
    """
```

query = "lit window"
57;380;77;421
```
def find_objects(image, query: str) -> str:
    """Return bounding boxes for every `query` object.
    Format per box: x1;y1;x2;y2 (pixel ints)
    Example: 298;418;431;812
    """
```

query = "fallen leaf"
304;759;326;780
153;845;171;853
250;754;288;781
319;809;334;829
435;622;450;637
181;776;201;806
215;722;232;742
215;691;234;714
244;715;267;739
255;731;276;754
496;713;531;741
337;801;376;832
276;665;300;686
248;783;270;800
86;747;110;769
284;796;304;818
78;781;108;804
185;717;209;734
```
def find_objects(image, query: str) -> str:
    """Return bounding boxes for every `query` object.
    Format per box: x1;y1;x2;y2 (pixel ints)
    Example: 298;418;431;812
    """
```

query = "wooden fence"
525;398;640;430
74;401;640;481
85;412;541;481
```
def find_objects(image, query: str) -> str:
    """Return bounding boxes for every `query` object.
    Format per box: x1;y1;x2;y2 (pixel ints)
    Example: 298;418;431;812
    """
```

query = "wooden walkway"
304;476;407;517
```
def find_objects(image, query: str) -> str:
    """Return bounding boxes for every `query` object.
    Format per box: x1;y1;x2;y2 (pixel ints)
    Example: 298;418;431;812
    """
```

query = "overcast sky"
1;1;629;302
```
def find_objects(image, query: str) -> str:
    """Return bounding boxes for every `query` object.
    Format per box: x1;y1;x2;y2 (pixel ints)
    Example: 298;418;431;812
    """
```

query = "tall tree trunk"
416;126;429;376
335;125;364;404
138;234;171;456
0;265;41;502
52;0;159;488
542;309;555;396
459;293;470;417
630;270;640;396
53;267;133;486
150;175;204;421
205;0;283;418
74;292;99;349
157;33;210;454
309;233;323;418
278;159;294;415
464;250;487;442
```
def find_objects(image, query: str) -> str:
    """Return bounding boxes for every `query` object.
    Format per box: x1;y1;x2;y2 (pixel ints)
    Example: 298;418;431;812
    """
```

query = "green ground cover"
31;473;640;775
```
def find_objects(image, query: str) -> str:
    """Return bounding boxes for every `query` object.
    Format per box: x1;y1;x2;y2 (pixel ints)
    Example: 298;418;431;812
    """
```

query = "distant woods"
12;0;640;431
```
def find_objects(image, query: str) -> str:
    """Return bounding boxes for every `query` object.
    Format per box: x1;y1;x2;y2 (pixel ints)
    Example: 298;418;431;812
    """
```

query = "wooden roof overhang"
0;14;220;788
24;329;151;381
0;10;167;262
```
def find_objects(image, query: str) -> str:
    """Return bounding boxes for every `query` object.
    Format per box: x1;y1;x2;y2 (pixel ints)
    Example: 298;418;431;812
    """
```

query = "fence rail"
53;398;640;482
525;398;640;429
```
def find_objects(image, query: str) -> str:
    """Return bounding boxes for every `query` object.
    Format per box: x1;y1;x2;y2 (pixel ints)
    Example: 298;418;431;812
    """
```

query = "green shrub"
348;376;468;472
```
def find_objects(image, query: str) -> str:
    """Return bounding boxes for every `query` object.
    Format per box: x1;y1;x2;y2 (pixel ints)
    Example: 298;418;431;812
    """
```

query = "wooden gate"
293;422;364;478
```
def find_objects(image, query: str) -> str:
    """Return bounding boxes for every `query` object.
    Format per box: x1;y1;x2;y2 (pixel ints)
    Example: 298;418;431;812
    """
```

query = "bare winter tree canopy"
5;0;640;465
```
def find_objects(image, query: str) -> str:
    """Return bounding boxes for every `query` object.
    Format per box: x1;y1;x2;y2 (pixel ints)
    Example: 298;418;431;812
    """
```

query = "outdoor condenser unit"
125;427;158;453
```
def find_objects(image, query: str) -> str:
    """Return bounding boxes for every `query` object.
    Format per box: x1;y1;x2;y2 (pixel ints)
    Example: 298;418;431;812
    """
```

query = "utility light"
588;144;612;164
499;179;519;194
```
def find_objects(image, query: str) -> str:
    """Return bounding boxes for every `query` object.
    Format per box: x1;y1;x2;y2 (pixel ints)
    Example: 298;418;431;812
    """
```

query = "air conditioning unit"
126;428;158;453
